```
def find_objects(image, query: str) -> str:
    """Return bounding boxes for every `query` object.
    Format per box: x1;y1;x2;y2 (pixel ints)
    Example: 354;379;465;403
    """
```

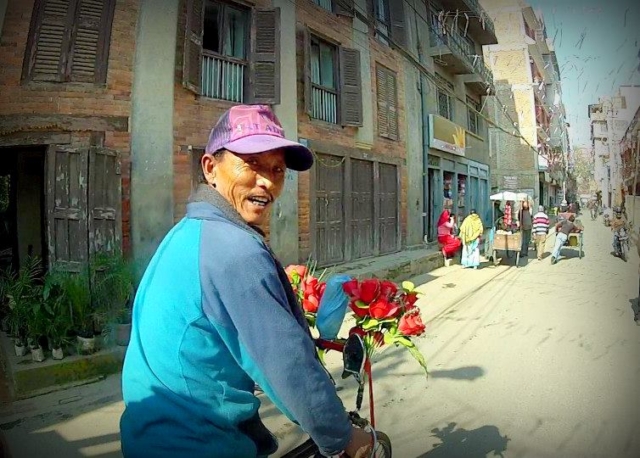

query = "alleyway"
0;217;638;458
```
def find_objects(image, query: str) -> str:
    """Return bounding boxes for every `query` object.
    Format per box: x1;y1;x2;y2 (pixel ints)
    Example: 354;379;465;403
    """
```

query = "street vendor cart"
487;191;530;267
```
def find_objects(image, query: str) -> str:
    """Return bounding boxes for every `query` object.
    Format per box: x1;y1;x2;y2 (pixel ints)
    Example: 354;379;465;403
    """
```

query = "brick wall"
295;2;408;261
0;0;137;253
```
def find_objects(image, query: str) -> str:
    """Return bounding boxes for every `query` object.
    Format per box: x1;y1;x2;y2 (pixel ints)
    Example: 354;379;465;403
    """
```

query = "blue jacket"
120;186;352;457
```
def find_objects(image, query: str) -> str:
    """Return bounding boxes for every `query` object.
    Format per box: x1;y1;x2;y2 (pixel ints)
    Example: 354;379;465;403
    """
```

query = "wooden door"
350;159;374;259
88;146;121;256
46;145;89;272
378;163;399;254
315;154;345;266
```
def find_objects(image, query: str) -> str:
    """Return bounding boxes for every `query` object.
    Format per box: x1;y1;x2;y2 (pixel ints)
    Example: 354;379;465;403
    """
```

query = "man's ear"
201;153;217;185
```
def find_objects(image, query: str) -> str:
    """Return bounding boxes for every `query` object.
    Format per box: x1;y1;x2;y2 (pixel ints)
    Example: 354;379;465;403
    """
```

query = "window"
304;30;363;126
183;0;280;104
467;96;481;135
22;0;116;84
368;0;406;47
376;64;398;140
201;1;249;102
435;74;454;120
312;0;333;12
310;36;338;123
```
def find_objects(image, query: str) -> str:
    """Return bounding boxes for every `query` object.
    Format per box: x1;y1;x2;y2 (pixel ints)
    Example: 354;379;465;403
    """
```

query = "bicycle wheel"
373;431;392;458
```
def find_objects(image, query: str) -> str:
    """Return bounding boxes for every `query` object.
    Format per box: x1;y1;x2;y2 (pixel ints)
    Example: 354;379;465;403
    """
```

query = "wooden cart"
564;232;584;259
491;231;523;267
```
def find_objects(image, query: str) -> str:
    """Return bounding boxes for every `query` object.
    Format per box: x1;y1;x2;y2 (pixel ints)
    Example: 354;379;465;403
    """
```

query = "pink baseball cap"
205;105;314;171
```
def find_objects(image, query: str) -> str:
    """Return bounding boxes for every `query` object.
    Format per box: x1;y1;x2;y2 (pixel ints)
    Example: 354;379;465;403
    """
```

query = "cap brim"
223;135;314;172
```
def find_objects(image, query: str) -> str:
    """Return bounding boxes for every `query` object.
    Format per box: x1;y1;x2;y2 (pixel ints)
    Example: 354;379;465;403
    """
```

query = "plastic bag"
316;274;352;340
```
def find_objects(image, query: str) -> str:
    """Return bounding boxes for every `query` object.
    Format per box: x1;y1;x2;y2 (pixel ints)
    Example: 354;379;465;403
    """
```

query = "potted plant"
43;273;73;360
24;289;48;362
55;270;94;353
92;253;135;347
2;257;42;357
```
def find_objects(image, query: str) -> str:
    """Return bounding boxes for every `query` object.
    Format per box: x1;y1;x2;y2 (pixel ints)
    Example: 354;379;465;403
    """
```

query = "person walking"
550;214;582;265
532;205;550;261
518;200;533;257
459;209;484;269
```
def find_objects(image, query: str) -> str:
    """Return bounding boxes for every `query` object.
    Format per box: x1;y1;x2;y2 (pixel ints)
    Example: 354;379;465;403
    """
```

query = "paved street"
1;217;638;458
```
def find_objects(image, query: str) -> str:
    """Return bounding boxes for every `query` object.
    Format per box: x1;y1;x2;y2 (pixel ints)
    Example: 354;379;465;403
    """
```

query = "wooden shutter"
378;163;399;254
303;28;312;116
88;147;121;256
314;154;345;266
376;66;389;138
339;47;363;127
23;0;73;82
248;8;280;104
388;0;406;48
68;0;116;83
365;0;374;18
183;0;204;94
46;145;89;272
334;0;354;17
386;70;398;140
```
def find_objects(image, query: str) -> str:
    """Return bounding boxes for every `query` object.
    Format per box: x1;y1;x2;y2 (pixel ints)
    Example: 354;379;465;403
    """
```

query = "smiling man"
119;105;373;458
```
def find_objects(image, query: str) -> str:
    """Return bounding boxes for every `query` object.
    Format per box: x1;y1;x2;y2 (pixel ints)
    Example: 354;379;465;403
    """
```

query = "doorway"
0;147;47;272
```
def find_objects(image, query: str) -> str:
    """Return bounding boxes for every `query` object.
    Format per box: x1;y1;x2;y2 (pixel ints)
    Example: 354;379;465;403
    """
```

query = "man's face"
207;149;286;226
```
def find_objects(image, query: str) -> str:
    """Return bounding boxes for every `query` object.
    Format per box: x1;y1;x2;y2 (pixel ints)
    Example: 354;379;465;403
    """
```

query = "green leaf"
362;319;380;330
383;331;395;345
407;344;429;378
354;300;369;309
401;281;415;292
393;336;413;347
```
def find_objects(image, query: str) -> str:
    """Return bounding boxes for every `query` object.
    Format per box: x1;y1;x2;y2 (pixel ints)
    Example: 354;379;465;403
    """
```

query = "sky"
528;0;640;147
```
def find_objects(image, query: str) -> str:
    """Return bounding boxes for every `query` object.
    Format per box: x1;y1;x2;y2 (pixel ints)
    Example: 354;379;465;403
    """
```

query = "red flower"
304;277;318;296
379;280;398;299
349;300;369;318
343;279;360;298
303;294;320;313
398;312;426;336
285;265;307;282
369;298;400;320
359;279;380;303
405;292;418;308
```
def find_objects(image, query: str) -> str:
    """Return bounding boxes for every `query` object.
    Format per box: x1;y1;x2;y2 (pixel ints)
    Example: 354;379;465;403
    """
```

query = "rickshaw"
487;191;530;267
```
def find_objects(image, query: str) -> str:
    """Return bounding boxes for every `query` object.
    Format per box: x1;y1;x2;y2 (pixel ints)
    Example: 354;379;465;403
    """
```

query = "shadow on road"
630;298;640;323
428;366;485;381
418;422;510;458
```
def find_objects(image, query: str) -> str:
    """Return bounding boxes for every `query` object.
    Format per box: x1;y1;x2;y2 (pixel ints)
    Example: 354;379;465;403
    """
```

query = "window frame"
467;96;481;135
202;0;250;62
22;0;117;85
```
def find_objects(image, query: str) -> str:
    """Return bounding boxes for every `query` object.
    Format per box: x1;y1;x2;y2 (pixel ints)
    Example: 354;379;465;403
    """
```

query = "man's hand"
344;427;373;458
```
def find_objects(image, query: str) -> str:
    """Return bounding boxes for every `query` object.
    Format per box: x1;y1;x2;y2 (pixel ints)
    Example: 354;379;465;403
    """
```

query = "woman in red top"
437;209;462;258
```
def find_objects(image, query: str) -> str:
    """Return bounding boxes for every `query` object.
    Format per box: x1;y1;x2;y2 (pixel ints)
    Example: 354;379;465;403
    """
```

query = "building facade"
481;0;566;207
0;0;500;273
589;86;640;208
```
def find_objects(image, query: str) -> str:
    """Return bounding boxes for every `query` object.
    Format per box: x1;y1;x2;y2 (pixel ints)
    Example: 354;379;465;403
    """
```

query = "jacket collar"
188;184;265;238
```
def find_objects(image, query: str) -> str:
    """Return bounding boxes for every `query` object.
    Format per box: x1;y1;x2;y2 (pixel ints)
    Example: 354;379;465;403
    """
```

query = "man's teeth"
249;197;269;207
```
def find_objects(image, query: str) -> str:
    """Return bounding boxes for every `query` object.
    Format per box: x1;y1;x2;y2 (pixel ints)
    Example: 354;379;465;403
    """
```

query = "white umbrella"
490;191;529;202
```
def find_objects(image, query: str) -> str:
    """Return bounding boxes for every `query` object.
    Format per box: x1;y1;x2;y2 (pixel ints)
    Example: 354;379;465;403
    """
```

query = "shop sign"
502;175;518;190
428;114;465;157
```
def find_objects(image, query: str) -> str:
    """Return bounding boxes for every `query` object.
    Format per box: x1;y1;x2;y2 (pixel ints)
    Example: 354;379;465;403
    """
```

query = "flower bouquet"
284;261;326;329
342;278;428;376
285;261;428;376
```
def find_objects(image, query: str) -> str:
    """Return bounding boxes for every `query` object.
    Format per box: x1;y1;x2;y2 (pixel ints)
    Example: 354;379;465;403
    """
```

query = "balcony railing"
429;21;494;85
311;85;338;124
463;0;496;37
201;51;246;103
